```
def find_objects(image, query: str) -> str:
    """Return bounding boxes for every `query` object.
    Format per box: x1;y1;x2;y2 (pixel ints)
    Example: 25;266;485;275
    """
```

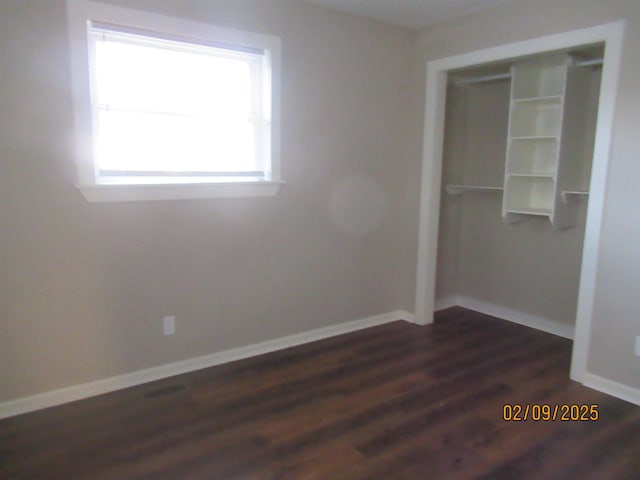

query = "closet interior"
436;44;604;334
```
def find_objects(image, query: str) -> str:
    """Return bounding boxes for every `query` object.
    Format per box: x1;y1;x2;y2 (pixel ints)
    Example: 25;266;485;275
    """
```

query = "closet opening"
436;45;603;341
414;22;625;385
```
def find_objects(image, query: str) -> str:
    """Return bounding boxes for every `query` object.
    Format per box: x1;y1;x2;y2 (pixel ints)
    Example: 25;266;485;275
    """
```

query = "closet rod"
561;190;589;203
453;57;602;86
453;72;512;86
573;58;603;67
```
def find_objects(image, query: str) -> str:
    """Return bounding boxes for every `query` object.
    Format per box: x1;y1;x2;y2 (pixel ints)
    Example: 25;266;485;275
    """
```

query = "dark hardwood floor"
1;307;639;479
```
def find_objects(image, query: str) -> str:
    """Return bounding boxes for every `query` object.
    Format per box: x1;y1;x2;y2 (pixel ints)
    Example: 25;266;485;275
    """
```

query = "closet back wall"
0;0;415;404
437;73;600;329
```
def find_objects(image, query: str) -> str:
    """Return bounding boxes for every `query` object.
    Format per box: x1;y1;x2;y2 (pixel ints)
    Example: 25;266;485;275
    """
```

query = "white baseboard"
0;310;414;420
434;295;460;311
456;296;574;340
582;372;640;406
400;310;417;324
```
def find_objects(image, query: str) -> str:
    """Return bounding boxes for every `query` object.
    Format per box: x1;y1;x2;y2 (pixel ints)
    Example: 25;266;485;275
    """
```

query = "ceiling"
303;0;517;30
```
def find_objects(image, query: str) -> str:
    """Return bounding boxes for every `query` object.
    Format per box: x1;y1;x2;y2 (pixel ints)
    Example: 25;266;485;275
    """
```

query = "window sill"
76;180;284;203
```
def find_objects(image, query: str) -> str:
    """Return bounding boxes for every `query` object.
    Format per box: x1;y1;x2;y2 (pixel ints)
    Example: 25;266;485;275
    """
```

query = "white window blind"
88;22;271;184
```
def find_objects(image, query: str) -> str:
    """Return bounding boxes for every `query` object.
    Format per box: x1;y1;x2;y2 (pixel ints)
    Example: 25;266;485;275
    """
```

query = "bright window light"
88;23;271;184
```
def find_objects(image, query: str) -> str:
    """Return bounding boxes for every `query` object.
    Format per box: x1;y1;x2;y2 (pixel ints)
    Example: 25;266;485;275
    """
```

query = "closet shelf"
505;207;552;216
445;185;504;195
561;190;589;203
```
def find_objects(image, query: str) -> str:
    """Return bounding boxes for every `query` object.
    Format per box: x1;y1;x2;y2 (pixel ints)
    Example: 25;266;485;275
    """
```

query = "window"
67;0;282;202
90;25;269;183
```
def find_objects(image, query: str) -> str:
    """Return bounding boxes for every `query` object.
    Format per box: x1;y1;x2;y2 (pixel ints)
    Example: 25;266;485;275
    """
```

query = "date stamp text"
503;404;599;421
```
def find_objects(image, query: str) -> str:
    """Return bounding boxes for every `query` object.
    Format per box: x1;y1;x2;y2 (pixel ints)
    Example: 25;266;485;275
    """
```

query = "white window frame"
66;0;282;202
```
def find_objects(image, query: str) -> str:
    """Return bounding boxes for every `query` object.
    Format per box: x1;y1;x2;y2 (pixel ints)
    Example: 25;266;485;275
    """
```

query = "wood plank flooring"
1;307;639;479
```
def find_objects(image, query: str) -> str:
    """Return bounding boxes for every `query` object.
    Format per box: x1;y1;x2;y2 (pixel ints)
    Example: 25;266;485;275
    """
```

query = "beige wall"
417;0;640;390
0;0;415;402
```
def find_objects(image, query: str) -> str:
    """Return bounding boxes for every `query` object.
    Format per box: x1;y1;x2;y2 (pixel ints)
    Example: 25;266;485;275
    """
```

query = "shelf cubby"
511;55;567;99
507;137;559;176
504;176;555;214
509;98;562;138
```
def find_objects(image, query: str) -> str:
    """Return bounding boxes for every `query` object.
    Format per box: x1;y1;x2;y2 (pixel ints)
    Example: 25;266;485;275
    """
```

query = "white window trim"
66;0;283;203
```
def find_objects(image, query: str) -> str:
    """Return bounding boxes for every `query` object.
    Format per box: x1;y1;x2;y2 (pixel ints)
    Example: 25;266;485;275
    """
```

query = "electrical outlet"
163;316;176;336
635;336;640;357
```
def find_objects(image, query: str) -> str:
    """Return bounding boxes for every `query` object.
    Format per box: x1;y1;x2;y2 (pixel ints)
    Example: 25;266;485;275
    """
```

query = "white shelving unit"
502;54;593;228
